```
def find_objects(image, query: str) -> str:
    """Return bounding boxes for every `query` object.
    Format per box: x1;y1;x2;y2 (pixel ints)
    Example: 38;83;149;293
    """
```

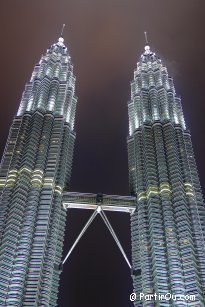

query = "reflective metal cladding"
128;43;205;305
0;36;77;306
0;34;205;306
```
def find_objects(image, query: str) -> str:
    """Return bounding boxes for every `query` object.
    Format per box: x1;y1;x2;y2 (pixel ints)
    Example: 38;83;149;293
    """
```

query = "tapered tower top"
17;27;77;128
141;32;158;62
128;35;186;135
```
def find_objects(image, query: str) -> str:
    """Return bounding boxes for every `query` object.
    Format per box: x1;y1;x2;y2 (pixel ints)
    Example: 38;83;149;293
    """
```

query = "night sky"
1;1;205;306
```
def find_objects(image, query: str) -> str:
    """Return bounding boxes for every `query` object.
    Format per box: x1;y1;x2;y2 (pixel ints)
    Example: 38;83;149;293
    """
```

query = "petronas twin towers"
0;31;205;306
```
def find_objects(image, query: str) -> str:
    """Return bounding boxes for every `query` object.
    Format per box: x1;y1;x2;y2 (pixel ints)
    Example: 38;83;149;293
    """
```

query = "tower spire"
60;24;65;38
144;31;148;45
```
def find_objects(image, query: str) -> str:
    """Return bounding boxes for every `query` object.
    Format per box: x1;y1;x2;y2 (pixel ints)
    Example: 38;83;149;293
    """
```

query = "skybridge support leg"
62;206;132;271
99;209;132;269
62;209;98;265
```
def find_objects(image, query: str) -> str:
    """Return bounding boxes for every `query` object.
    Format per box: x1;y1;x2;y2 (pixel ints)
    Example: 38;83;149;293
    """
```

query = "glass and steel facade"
1;33;205;307
128;45;205;305
0;37;76;306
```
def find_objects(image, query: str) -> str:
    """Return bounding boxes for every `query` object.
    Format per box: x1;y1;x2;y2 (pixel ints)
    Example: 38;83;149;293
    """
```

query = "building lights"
0;35;77;306
128;43;205;306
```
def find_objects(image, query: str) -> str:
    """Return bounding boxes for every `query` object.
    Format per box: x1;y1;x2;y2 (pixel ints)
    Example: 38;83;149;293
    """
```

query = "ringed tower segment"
128;41;205;305
0;32;77;306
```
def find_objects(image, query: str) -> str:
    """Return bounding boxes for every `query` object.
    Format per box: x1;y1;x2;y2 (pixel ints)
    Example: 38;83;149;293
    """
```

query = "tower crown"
128;38;185;135
144;45;151;54
142;32;156;58
47;24;67;55
17;31;77;129
48;37;67;54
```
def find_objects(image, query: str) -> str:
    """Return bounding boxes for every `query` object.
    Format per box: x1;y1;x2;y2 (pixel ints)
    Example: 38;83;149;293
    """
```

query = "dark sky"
1;1;205;306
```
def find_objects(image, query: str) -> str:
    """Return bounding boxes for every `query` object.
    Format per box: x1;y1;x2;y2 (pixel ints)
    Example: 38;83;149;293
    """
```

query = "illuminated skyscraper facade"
1;31;205;307
128;44;205;305
0;36;76;306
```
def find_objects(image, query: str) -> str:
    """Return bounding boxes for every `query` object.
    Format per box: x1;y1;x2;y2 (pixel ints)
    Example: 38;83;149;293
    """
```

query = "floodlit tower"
128;36;205;305
0;29;77;306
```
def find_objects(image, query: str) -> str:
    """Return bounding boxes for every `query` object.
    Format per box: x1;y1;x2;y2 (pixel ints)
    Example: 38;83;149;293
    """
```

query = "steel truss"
62;193;136;269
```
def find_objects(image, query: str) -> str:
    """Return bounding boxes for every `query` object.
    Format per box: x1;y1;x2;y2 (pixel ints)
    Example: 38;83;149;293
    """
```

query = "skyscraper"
0;33;77;306
1;29;205;307
128;42;205;305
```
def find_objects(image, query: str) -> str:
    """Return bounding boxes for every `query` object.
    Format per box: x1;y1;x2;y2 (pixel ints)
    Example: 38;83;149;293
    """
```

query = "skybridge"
62;192;136;269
